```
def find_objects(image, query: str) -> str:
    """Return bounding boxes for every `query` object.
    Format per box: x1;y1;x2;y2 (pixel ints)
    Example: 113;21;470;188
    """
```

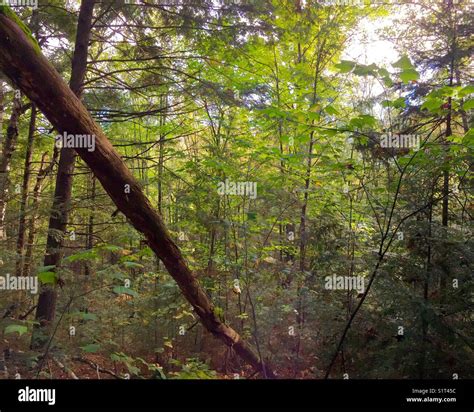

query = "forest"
0;0;472;381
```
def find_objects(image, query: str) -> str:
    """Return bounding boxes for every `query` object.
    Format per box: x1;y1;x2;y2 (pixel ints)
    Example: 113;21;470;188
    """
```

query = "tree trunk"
0;93;23;240
24;150;58;278
15;104;36;276
32;0;95;348
84;172;95;276
0;6;273;377
0;82;5;238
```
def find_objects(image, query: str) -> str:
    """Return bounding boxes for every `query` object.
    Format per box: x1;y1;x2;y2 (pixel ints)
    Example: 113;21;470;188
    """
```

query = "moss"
0;5;41;54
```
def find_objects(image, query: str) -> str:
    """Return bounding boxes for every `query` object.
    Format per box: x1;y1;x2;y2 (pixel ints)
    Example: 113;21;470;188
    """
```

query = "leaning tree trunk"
0;6;273;377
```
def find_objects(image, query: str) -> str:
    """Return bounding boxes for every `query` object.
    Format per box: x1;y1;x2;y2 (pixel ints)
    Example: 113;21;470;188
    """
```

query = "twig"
52;357;79;379
72;356;122;379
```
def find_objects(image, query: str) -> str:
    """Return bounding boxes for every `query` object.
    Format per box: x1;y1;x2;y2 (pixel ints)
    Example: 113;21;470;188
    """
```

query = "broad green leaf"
392;55;414;70
335;60;356;73
422;97;444;112
324;105;339;115
78;312;98;321
459;85;474;98
353;64;377;76
400;69;419;83
81;343;101;353
462;99;474;110
382;97;405;108
349;115;376;129
319;128;338;137
38;271;56;284
5;324;28;336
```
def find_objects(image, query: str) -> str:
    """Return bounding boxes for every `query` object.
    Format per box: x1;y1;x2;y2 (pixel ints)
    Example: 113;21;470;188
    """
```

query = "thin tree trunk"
0;82;5;238
24;151;58;278
84;172;95;276
32;0;95;348
294;39;323;375
0;93;23;240
15;104;36;276
439;35;456;298
419;193;434;379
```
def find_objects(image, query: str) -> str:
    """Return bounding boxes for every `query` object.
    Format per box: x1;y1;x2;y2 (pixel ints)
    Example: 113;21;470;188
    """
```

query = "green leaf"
38;271;56;284
319;128;338;137
213;306;225;322
335;60;356;73
400;69;419;83
79;312;98;321
247;212;257;220
349;115;376;129
459;85;474;98
462;99;474;110
381;76;393;87
99;244;123;253
392;55;414;70
421;97;444;112
37;265;55;273
4;324;28;336
121;261;144;269
324;105;339;115
382;97;405;108
113;286;139;298
81;343;101;353
306;111;321;121
353;64;377;77
64;249;98;263
438;86;456;97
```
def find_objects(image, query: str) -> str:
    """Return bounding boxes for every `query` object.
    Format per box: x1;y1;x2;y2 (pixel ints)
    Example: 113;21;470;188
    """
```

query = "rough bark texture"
0;94;23;240
33;0;95;345
0;8;273;377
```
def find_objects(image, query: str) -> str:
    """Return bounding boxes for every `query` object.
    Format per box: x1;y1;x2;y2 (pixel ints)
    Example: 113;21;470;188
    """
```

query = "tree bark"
32;0;95;347
0;93;23;240
24;150;58;278
0;82;5;239
15;104;36;276
0;7;273;377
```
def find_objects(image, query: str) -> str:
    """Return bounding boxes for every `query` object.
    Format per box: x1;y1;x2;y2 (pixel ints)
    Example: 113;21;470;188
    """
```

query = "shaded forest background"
0;0;472;379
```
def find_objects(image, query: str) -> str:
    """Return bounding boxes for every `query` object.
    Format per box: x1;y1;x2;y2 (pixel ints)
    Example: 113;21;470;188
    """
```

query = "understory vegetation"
0;0;472;379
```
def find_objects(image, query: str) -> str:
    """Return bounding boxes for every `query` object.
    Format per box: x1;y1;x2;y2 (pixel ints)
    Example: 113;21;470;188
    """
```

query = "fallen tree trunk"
0;6;274;378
